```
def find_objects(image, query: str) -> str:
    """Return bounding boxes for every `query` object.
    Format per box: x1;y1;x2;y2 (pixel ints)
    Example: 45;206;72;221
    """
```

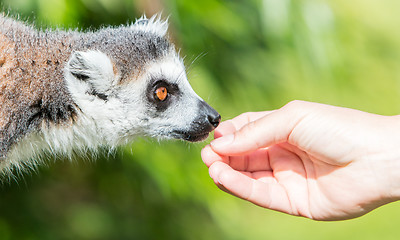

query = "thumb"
210;102;305;156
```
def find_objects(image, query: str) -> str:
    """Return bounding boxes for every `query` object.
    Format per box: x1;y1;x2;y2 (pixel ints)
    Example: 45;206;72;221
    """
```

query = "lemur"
0;13;221;175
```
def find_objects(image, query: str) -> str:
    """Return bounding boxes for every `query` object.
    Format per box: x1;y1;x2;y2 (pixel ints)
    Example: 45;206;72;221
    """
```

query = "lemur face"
64;16;220;145
138;56;221;142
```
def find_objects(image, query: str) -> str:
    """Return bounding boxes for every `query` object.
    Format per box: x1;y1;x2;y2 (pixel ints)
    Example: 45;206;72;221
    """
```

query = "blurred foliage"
1;0;400;239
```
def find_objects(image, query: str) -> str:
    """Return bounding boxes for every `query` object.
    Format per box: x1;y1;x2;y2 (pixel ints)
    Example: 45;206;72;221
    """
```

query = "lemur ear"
66;50;116;94
134;18;148;25
132;14;169;37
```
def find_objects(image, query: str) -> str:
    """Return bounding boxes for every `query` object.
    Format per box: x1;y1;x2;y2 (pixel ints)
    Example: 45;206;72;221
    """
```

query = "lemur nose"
199;101;221;128
208;114;221;128
199;100;221;129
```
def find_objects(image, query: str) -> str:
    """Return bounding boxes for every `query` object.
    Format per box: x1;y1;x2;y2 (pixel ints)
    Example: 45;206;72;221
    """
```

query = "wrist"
377;115;400;203
383;152;400;202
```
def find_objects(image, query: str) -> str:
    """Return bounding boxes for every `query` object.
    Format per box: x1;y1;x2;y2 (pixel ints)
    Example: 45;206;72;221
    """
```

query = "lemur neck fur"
0;16;88;164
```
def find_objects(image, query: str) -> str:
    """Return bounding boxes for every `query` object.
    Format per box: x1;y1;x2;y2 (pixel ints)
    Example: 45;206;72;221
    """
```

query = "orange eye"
155;87;168;101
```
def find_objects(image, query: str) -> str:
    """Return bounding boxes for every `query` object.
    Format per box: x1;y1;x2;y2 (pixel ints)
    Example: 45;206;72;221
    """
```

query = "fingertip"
208;161;226;181
201;145;227;167
214;120;236;139
200;145;213;167
216;164;247;188
214;130;223;139
209;162;251;198
200;144;210;160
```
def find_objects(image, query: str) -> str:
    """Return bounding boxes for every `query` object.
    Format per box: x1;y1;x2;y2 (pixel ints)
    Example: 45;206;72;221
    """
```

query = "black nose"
208;113;221;128
199;100;221;129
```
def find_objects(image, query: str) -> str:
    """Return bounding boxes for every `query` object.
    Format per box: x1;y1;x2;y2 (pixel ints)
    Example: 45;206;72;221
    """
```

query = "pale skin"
201;100;400;221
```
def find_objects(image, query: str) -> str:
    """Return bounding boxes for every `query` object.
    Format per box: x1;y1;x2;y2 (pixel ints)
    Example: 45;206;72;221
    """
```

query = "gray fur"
0;15;77;159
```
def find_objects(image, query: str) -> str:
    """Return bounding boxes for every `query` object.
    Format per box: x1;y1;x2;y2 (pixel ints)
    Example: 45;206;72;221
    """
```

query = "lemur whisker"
185;52;208;77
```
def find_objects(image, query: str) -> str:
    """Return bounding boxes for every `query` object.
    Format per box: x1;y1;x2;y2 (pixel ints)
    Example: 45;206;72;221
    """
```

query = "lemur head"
64;15;220;146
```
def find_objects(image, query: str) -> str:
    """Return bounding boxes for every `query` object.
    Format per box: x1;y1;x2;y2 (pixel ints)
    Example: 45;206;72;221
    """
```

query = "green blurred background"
1;0;400;239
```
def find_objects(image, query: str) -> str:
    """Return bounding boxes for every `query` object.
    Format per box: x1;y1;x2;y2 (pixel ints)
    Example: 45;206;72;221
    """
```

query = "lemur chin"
0;14;221;174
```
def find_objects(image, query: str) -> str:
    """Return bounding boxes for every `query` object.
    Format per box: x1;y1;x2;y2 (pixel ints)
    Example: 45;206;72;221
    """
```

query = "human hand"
202;101;400;220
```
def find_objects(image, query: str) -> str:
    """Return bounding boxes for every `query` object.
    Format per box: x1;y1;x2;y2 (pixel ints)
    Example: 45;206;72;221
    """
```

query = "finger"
209;162;255;199
201;145;228;167
209;161;291;213
214;111;271;139
214;120;236;139
228;148;271;172
203;146;272;172
210;105;304;156
214;171;254;196
229;111;273;131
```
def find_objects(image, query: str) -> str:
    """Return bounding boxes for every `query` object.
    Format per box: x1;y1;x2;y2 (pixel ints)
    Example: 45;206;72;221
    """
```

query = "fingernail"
217;179;223;185
211;134;234;149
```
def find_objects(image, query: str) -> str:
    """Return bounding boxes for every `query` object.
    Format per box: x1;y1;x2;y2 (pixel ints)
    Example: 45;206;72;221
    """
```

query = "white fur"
3;114;101;176
67;50;118;93
132;14;169;37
